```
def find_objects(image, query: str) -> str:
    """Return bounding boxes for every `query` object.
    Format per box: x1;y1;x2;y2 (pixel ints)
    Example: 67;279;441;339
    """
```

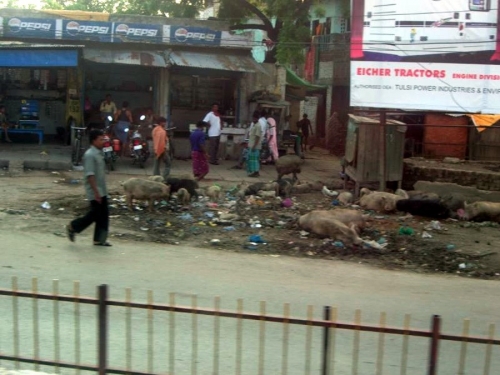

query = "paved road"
0;230;499;375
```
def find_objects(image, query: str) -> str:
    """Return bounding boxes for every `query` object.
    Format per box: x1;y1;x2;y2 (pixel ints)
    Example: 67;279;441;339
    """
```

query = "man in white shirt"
258;110;268;136
203;103;223;165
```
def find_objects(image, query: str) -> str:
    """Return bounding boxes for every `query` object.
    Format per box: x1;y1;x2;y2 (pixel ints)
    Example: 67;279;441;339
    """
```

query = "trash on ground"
41;202;51;210
422;231;433;239
398;226;414;236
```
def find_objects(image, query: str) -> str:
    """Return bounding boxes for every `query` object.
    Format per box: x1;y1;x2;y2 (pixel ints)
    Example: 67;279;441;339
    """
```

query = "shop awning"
0;47;79;67
168;51;268;73
286;67;326;90
468;114;500;133
83;49;168;67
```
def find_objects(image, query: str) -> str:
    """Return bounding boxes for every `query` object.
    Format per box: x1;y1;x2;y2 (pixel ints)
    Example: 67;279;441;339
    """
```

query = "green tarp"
285;67;326;90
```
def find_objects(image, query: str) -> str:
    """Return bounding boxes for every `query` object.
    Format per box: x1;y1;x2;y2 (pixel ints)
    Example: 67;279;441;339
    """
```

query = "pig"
275;155;303;181
206;186;222;201
313;209;368;234
395;189;409;199
407;190;440;202
359;192;402;212
176;188;191;206
396;199;451;219
338;192;354;205
123;178;171;212
439;192;466;211
166;177;199;200
148;175;165;183
459;201;500;222
299;210;363;246
360;187;372;198
244;181;279;196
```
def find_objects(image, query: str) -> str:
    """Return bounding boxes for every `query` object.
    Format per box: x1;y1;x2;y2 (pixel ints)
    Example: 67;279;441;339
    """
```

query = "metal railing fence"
0;277;498;375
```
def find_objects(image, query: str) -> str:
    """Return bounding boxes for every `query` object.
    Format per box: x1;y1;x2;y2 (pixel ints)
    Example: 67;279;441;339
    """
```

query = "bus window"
469;0;490;11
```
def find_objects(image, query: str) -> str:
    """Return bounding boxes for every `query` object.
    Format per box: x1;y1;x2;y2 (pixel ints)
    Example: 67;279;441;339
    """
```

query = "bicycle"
71;126;87;166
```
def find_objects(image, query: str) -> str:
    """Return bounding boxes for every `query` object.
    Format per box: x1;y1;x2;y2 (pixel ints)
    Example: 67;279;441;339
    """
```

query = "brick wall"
423;114;468;159
403;162;500;191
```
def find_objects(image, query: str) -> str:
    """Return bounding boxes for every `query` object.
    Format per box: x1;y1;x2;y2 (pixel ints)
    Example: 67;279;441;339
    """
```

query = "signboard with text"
112;22;162;43
62;20;112;42
4;17;56;39
168;26;221;46
350;0;500;113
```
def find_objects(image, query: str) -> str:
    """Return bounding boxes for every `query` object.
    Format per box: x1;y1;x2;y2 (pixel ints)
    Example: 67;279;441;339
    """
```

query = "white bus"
362;0;497;58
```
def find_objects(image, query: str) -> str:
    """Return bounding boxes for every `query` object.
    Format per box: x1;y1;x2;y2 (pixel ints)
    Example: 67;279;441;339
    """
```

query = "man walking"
152;117;171;180
247;112;263;177
66;129;111;246
298;113;313;153
203;103;223;165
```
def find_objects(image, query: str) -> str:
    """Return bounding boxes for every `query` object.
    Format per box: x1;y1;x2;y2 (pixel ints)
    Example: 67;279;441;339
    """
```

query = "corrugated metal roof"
0;41;84;49
83;49;168;67
169;51;268;74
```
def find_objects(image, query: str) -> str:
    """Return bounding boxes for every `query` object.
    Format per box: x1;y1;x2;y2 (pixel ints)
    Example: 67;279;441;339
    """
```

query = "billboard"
61;20;112;42
4;17;56;39
167;26;221;46
350;0;500;113
112;23;162;43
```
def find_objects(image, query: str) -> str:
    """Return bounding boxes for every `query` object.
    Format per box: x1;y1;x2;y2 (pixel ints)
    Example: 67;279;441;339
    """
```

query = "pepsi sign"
113;23;162;43
5;17;55;38
62;20;112;42
170;26;221;46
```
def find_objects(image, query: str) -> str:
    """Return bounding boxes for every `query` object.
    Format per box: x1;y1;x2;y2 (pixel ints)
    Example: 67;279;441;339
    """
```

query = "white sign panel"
350;0;500;113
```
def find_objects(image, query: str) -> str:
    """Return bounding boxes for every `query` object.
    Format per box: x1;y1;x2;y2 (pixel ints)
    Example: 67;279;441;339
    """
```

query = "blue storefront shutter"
0;49;79;67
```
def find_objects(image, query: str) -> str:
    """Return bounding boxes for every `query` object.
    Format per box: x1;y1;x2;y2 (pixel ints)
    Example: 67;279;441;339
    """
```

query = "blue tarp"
0;49;79;67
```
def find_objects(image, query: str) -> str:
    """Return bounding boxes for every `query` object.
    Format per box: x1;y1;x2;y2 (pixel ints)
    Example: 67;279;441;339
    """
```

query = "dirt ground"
2;170;500;280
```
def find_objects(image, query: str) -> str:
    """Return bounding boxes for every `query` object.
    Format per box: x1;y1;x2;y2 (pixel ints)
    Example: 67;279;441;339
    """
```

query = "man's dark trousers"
209;136;220;164
71;196;109;243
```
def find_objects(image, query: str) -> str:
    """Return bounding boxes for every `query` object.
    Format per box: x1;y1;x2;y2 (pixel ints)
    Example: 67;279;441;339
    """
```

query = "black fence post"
322;306;331;375
428;315;441;375
98;284;108;375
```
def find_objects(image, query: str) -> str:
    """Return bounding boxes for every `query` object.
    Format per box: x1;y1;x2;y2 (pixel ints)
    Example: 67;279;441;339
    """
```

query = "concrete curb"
22;160;72;171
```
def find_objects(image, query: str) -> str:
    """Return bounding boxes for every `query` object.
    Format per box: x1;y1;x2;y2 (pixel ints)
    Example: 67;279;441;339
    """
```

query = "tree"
218;0;322;64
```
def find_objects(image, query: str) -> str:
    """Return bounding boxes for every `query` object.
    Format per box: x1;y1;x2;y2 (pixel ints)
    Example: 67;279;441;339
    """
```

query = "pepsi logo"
7;18;21;32
66;21;80;36
174;27;189;42
115;23;129;36
7;18;52;33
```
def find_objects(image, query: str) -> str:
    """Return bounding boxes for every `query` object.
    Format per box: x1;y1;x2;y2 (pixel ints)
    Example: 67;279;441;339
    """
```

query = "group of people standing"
195;105;283;179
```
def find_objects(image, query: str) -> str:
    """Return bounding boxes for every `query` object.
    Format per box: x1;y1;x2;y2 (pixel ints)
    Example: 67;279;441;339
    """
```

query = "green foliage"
219;0;319;64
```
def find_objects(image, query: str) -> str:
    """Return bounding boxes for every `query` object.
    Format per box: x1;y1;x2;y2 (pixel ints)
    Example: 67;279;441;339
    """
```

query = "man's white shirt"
203;112;222;137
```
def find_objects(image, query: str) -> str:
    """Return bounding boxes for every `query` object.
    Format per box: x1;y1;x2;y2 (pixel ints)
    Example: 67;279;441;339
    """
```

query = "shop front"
82;48;169;127
0;44;81;144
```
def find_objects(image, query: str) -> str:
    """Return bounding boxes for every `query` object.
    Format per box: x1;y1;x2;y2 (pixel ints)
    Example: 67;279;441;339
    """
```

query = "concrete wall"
403;161;500;191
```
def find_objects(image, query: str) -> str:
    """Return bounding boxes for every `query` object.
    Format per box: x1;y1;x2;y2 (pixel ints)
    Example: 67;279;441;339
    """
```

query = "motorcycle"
128;115;150;168
103;118;119;171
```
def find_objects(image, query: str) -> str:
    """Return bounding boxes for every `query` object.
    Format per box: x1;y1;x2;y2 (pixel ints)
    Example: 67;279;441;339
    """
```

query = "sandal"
94;242;112;247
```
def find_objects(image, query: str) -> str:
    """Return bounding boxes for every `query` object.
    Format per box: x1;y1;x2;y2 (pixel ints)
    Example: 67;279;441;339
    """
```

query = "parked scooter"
128;115;150;168
103;117;119;171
